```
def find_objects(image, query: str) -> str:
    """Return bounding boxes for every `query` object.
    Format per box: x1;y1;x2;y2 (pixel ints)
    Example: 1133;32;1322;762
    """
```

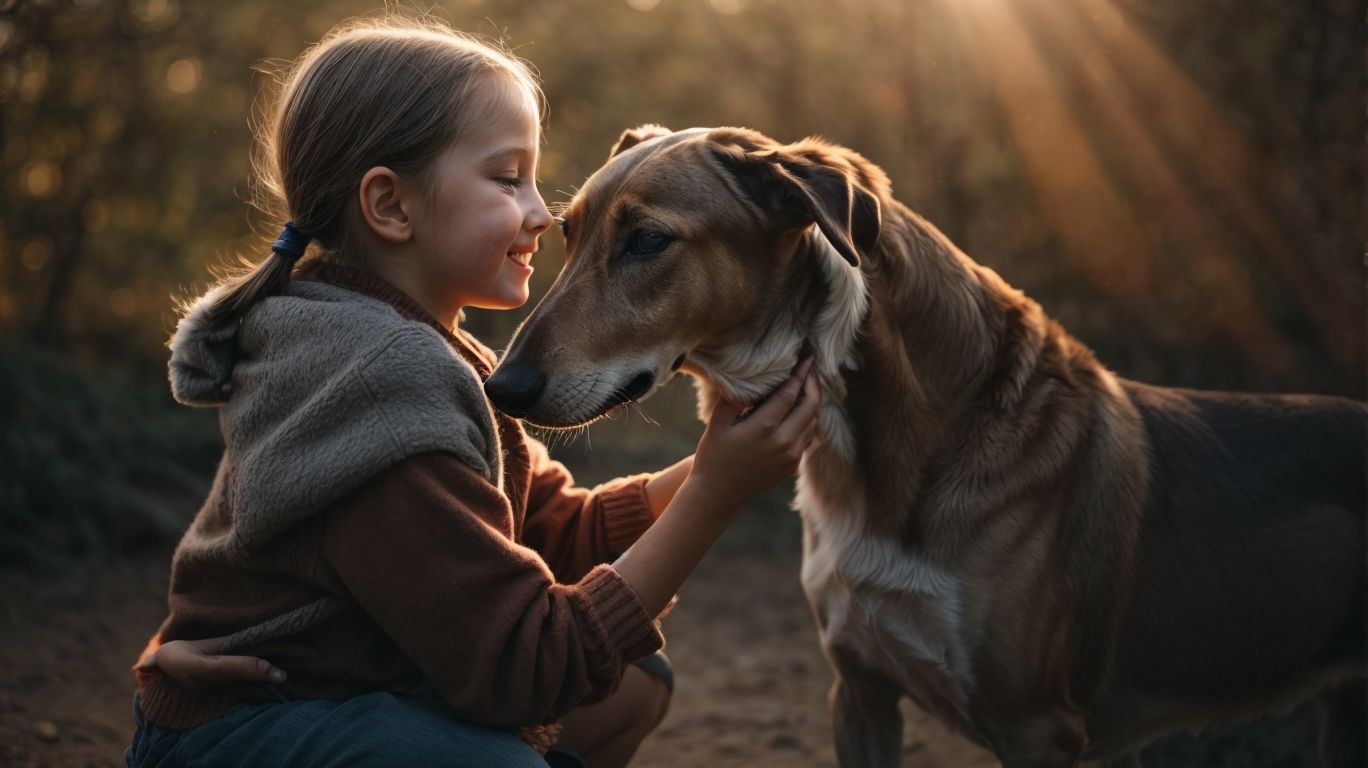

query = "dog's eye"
624;229;673;258
556;216;569;238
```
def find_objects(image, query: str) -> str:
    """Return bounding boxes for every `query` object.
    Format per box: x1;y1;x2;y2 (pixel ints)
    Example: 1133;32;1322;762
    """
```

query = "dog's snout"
484;362;547;417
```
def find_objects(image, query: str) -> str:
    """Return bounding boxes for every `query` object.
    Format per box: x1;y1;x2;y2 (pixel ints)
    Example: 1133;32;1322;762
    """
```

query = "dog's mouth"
519;343;808;430
607;370;656;409
520;366;668;431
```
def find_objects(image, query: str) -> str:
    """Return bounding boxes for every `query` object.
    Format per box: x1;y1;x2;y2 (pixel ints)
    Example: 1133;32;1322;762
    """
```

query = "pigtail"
198;221;311;330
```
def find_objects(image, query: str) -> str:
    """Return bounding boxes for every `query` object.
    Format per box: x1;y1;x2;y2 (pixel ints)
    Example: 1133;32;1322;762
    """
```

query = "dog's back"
1086;384;1366;754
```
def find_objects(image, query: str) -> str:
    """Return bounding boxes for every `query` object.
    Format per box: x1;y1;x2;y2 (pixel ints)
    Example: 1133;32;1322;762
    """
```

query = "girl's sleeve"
318;451;663;728
519;438;657;583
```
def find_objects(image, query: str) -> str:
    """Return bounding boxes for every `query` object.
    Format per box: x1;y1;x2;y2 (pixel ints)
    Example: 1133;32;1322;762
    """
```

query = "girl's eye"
624;229;674;258
495;177;525;190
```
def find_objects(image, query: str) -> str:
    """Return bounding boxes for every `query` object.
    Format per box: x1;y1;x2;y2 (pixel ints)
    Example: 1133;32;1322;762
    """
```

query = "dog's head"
485;124;885;428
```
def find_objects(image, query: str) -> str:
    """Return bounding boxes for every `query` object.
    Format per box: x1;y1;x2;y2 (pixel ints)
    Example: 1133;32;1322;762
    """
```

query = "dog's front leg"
830;666;904;768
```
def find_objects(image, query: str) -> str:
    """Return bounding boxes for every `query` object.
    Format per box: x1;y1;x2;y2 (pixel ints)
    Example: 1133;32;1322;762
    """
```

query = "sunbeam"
944;0;1157;299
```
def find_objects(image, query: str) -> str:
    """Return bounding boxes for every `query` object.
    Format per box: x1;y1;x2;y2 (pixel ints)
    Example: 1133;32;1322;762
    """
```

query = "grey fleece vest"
167;279;503;649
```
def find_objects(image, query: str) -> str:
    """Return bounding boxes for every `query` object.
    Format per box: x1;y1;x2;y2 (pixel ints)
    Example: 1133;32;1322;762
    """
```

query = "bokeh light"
23;160;61;198
165;57;202;94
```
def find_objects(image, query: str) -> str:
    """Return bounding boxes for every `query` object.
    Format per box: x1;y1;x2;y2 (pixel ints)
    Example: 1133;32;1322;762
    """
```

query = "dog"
484;124;1367;767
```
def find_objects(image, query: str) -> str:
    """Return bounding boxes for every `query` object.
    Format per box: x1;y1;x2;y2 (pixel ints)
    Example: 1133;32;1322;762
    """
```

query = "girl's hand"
138;637;285;690
612;357;818;617
689;356;820;513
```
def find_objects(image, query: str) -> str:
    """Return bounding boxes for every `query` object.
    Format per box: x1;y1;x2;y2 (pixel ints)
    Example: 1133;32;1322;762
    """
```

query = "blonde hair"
199;15;543;329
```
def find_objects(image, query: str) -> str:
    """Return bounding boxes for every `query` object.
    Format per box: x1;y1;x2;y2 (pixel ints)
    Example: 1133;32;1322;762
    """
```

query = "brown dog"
485;125;1367;767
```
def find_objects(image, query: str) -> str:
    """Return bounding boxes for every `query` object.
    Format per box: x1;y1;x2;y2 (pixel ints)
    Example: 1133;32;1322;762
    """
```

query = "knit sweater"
136;261;663;732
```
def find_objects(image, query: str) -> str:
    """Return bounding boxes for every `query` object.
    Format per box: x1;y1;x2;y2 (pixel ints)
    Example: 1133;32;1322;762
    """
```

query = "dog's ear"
707;139;880;267
609;124;673;159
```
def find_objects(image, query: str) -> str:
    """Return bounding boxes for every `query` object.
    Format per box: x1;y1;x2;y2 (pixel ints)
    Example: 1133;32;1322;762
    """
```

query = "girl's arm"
615;359;818;617
519;439;691;583
643;456;693;517
517;443;658;583
145;360;818;714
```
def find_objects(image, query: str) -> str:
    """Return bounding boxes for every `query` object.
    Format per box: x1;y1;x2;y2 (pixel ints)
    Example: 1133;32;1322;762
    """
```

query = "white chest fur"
795;459;978;732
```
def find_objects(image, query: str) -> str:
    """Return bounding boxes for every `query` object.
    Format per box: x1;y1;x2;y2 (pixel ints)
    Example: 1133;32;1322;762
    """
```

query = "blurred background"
0;0;1362;766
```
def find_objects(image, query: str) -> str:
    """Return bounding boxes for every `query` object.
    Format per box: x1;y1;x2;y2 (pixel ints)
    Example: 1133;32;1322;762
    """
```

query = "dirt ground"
0;541;1330;768
0;546;996;768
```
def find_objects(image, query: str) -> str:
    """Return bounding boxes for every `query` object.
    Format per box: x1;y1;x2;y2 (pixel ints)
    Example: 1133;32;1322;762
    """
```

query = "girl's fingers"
144;638;285;688
708;393;742;427
188;635;233;655
750;357;814;427
203;655;287;685
138;637;231;670
775;372;821;444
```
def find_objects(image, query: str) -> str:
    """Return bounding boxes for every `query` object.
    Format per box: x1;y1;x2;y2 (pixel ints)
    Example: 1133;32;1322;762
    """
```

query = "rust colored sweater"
136;262;663;731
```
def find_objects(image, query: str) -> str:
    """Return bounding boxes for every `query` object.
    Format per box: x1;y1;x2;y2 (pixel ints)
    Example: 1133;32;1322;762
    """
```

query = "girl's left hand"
138;637;286;690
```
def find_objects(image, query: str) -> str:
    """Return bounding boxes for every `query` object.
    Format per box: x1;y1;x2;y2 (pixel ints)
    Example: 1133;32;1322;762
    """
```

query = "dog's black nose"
484;362;546;417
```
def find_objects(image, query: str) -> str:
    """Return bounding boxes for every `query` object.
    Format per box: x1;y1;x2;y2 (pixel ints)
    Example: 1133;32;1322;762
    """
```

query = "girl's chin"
468;286;530;311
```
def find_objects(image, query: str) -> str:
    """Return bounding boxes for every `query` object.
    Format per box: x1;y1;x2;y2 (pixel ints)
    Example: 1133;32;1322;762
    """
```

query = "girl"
125;15;818;768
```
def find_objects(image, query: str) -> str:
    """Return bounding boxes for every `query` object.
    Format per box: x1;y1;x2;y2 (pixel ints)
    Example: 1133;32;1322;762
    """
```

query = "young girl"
125;15;818;768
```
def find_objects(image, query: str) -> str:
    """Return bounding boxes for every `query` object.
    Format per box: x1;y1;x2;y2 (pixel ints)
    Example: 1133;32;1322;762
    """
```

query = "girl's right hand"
138;637;285;690
688;356;820;513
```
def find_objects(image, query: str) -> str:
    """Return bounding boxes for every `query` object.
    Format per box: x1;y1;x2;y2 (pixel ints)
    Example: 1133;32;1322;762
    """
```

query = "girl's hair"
197;15;543;330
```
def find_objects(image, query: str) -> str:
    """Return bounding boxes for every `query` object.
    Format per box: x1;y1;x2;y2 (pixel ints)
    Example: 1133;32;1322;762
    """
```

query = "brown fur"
488;125;1367;767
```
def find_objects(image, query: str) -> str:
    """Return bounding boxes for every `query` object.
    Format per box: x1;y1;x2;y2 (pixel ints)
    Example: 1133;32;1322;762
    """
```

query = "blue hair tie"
272;220;312;262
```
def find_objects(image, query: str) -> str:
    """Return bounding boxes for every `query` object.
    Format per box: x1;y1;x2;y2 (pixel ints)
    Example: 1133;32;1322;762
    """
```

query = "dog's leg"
1319;680;1367;768
830;668;903;768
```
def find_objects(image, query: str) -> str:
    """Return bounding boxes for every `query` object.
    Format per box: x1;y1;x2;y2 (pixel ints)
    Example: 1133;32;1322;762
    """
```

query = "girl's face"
410;78;552;311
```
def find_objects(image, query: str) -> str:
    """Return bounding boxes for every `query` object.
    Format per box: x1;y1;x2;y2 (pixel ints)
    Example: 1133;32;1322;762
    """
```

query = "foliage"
0;344;220;566
1;0;1361;394
0;0;1362;564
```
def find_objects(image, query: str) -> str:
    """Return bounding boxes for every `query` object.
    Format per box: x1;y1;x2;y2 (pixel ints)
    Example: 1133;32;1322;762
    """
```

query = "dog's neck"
839;206;1099;536
686;228;870;462
686;208;1064;484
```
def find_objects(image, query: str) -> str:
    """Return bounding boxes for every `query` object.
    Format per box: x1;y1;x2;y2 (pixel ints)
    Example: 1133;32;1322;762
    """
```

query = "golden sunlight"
942;0;1300;374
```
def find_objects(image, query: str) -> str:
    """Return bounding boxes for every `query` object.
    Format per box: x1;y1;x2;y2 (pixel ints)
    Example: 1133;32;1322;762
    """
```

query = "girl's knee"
363;694;546;767
621;665;671;736
645;671;671;730
630;652;673;730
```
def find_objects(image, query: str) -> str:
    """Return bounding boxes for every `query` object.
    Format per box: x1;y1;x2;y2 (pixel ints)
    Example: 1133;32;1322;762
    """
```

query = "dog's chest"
796;469;978;731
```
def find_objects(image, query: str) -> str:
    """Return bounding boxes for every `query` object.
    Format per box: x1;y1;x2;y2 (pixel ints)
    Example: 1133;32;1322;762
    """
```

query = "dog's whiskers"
627;401;659;427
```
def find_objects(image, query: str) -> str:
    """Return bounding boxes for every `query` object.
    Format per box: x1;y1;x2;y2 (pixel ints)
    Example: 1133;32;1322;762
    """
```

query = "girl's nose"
525;192;553;234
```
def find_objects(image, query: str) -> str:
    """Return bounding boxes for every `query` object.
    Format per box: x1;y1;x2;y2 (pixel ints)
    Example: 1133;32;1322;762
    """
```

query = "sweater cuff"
137;669;244;730
598;475;656;556
573;564;664;664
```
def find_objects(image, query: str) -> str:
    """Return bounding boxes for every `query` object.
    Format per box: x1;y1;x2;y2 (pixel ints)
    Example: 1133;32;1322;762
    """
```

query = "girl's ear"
359;166;413;244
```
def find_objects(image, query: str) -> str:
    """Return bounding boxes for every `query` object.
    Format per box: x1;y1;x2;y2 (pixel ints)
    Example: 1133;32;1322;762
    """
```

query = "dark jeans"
125;652;671;767
125;691;554;767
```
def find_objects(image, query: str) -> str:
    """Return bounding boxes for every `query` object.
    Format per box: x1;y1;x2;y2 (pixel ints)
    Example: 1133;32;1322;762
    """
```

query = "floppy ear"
608;124;673;159
708;142;880;267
